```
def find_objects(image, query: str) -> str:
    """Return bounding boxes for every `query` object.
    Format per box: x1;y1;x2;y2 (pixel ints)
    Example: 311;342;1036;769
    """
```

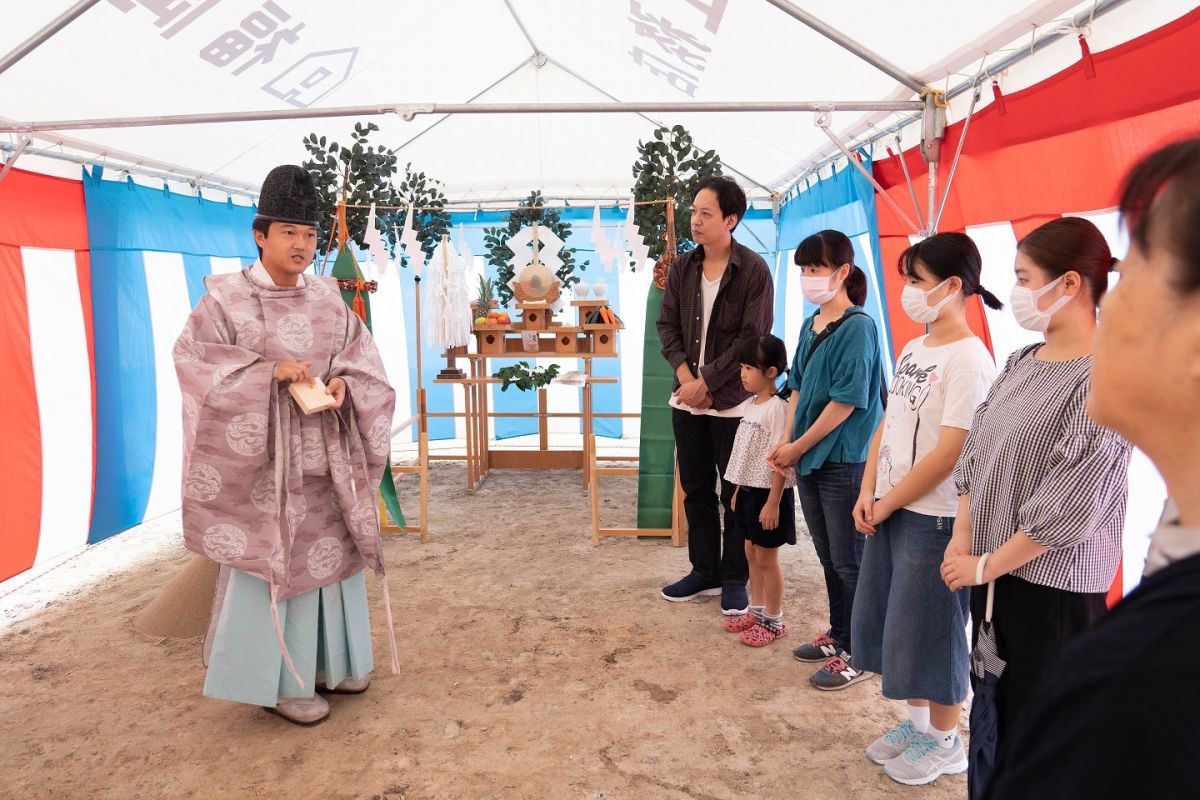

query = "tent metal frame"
0;0;1133;233
0;136;31;184
0;100;927;134
779;0;1133;220
0;0;100;78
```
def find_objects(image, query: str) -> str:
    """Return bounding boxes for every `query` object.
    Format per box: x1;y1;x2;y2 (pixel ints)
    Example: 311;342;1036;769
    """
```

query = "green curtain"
332;249;405;528
636;284;675;529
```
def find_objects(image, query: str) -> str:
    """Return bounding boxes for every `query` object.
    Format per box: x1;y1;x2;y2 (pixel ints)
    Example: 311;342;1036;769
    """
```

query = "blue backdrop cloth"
83;167;257;543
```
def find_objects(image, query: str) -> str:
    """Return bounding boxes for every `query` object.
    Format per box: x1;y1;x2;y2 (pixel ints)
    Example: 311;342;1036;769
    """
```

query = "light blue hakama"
203;567;374;706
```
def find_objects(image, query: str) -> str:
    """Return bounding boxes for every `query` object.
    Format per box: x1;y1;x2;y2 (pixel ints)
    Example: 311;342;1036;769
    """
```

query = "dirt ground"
0;463;968;800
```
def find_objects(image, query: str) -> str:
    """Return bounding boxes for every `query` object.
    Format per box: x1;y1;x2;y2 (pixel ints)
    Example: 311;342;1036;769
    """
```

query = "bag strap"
803;310;889;408
806;310;867;362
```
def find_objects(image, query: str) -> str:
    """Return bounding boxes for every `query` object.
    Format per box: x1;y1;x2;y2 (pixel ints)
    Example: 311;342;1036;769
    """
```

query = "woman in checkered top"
939;217;1132;794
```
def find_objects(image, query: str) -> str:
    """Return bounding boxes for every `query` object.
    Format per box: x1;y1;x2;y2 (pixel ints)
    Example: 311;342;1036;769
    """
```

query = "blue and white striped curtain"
777;156;893;372
83;168;259;544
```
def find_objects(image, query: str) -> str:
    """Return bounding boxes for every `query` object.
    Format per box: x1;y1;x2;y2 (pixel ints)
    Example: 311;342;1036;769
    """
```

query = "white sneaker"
884;732;968;786
266;694;330;726
866;719;921;765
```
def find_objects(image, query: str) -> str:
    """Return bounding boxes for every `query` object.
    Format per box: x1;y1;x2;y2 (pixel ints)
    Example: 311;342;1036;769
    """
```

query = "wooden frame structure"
378;388;431;543
434;299;624;493
587;434;685;547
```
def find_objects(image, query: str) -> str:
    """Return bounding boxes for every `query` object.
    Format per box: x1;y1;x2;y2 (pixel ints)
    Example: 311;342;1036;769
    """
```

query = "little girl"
723;334;797;647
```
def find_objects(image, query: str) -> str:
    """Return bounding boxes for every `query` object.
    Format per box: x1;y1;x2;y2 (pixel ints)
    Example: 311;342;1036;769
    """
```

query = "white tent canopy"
2;0;1193;201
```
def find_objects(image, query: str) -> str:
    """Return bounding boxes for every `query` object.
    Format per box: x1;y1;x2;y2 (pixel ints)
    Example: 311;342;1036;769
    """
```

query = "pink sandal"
723;611;760;633
740;618;787;647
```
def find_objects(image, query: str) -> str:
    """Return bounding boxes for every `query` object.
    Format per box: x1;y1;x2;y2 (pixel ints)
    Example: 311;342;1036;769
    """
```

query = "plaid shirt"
657;238;774;411
954;345;1131;593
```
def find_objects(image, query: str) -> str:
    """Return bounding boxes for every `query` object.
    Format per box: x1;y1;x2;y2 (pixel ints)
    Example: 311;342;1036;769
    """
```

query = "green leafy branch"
630;124;724;261
493;361;561;392
300;122;450;263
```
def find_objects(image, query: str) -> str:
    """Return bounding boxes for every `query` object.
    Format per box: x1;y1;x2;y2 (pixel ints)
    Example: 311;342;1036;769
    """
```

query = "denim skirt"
851;508;971;705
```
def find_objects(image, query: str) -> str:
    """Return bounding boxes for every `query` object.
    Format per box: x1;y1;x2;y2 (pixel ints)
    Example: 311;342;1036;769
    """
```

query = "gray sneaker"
866;719;921;764
884;732;968;786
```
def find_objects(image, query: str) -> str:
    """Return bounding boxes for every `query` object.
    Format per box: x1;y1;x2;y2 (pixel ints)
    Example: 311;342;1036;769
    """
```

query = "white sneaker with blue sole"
866;719;921;765
884;732;969;786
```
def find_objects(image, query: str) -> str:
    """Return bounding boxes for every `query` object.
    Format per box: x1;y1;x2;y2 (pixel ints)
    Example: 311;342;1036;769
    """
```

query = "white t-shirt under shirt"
670;270;743;418
724;395;797;489
876;334;996;517
697;272;721;368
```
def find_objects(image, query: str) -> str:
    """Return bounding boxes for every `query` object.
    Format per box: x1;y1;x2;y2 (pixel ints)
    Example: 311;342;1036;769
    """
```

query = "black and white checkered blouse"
954;344;1132;593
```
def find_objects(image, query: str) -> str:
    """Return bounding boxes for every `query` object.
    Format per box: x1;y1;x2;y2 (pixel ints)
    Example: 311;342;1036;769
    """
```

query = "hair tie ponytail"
976;284;1005;311
1110;256;1119;271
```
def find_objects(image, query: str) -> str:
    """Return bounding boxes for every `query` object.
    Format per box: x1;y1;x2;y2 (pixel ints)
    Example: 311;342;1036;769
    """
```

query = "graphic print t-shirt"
876;335;995;517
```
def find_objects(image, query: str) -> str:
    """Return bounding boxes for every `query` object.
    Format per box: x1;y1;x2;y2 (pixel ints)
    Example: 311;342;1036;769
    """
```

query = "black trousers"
672;409;746;585
970;574;1107;763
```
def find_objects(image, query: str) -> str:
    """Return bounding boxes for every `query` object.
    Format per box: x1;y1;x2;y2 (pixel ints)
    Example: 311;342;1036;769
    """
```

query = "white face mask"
900;279;955;324
800;272;842;305
1010;275;1072;332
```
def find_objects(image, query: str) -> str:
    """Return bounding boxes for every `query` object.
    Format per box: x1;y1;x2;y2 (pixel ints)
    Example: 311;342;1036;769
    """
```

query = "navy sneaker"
810;651;873;691
720;583;749;616
660;573;722;603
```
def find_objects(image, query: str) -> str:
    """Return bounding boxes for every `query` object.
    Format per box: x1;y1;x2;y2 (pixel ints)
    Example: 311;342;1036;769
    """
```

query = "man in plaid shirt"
657;176;775;614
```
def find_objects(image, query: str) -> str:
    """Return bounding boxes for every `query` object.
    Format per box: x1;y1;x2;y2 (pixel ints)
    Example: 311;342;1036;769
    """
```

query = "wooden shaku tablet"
288;376;337;414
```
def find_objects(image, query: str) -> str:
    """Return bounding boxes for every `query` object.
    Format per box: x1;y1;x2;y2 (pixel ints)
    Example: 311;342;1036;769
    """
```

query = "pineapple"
472;275;495;322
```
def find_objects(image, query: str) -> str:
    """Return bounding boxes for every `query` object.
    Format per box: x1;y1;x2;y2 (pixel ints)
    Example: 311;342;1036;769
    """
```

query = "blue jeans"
795;461;865;654
852;508;971;706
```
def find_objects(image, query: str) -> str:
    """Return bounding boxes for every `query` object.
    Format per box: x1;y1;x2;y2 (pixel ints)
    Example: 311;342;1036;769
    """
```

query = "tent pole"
926;161;938;235
414;276;424;397
920;92;946;234
0;100;925;134
763;0;927;94
895;134;927;232
0;136;32;185
0;0;101;78
932;82;983;232
816;113;919;234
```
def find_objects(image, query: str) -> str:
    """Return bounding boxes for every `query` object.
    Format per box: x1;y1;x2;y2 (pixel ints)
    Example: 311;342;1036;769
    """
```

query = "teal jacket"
786;306;885;477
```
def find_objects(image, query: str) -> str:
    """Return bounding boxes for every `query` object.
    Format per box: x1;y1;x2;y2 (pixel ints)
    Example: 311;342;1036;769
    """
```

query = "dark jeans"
672;409;746;585
796;461;866;654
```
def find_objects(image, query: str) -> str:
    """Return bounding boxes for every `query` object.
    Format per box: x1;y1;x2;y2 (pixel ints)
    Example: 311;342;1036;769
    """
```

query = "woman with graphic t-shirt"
850;233;1000;787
